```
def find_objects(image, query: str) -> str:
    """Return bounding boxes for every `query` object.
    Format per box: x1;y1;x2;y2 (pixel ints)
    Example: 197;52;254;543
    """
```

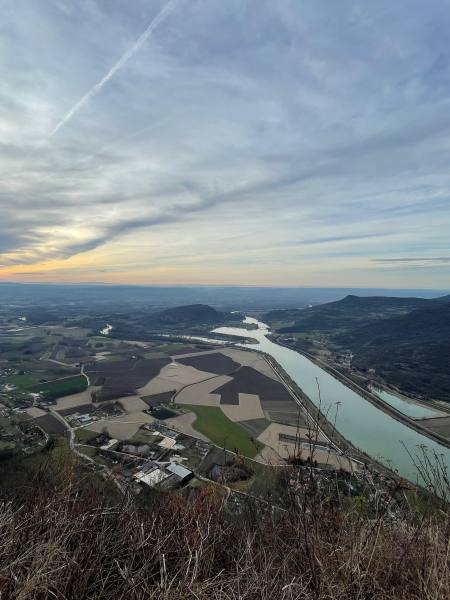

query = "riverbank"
229;343;402;481
261;353;407;483
270;335;450;451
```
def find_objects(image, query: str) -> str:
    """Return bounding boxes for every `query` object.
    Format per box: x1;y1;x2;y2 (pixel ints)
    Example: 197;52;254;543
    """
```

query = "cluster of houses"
80;423;209;493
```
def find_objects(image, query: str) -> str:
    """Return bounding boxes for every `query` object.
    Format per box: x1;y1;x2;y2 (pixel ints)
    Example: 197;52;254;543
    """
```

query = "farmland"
0;304;357;473
177;352;240;375
35;414;67;435
85;357;170;401
182;404;263;458
29;375;88;401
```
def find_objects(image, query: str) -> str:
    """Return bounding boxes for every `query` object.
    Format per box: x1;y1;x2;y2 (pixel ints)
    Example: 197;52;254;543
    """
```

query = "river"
201;317;450;484
370;386;442;420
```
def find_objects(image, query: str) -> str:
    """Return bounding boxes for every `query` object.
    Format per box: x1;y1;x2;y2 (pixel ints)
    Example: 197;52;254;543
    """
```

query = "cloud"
27;0;181;156
1;0;450;287
373;257;450;265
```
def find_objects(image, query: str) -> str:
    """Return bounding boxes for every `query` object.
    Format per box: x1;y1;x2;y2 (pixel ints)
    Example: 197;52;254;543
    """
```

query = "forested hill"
336;300;450;347
264;295;450;402
263;294;450;332
103;304;239;340
153;304;235;326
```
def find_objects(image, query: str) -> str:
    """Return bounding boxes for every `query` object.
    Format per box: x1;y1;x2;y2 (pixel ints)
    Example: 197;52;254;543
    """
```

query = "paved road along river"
208;317;450;485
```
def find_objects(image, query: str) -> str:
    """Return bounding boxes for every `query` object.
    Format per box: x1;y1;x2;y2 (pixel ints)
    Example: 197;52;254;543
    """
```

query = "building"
134;467;170;487
166;463;193;483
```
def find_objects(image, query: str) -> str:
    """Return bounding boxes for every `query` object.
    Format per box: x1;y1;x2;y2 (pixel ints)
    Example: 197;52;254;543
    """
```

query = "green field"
78;445;98;458
75;428;99;443
29;376;87;401
155;343;188;353
183;405;263;458
130;430;160;445
143;351;169;359
3;373;40;389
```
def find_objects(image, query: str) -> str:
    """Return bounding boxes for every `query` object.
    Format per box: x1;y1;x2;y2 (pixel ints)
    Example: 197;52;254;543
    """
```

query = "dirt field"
35;414;67;435
221;348;280;380
25;407;47;418
137;375;178;396
257;422;328;459
117;395;149;413
212;367;293;405
163;411;209;441
138;363;215;396
177;352;239;375
171;347;220;356
239;418;272;438
54;388;97;410
141;391;175;407
57;403;94;417
86;357;170;401
260;399;307;427
174;375;232;407
220;393;265;422
85;412;155;440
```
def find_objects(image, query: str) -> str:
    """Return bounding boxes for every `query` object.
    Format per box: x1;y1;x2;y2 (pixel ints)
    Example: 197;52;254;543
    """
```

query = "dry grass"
0;451;449;600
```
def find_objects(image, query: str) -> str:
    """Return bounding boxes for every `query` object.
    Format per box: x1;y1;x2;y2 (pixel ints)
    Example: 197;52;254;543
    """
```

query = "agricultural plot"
1;361;78;391
141;391;175;408
143;352;168;359
174;376;231;407
171;346;215;355
256;422;328;461
238;418;271;438
35;414;67;435
117;395;148;413
85;412;155;440
177;352;239;375
55;388;95;410
25;407;47;418
154;343;193;354
74;428;100;444
137;363;215;396
2;373;41;388
220;348;280;380
220;393;265;422
86;357;170;401
162;412;208;440
182;404;263;458
57;403;94;417
29;375;87;401
261;399;308;427
150;407;177;420
212;367;292;405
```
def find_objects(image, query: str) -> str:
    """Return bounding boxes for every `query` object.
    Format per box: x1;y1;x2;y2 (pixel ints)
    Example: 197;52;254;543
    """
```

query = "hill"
336;302;450;400
152;304;234;326
70;304;239;341
264;294;440;332
264;295;450;402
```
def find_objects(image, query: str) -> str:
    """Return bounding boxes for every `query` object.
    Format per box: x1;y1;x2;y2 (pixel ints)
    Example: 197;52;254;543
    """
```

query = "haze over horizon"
1;0;450;288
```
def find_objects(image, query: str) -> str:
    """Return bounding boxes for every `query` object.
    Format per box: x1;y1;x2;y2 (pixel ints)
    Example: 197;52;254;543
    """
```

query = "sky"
1;0;450;289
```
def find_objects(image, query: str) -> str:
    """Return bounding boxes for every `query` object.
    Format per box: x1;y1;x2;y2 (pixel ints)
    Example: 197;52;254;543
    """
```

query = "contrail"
29;0;180;154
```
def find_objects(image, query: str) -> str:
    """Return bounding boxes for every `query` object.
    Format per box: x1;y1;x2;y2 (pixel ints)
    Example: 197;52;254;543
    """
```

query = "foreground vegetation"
0;444;448;600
